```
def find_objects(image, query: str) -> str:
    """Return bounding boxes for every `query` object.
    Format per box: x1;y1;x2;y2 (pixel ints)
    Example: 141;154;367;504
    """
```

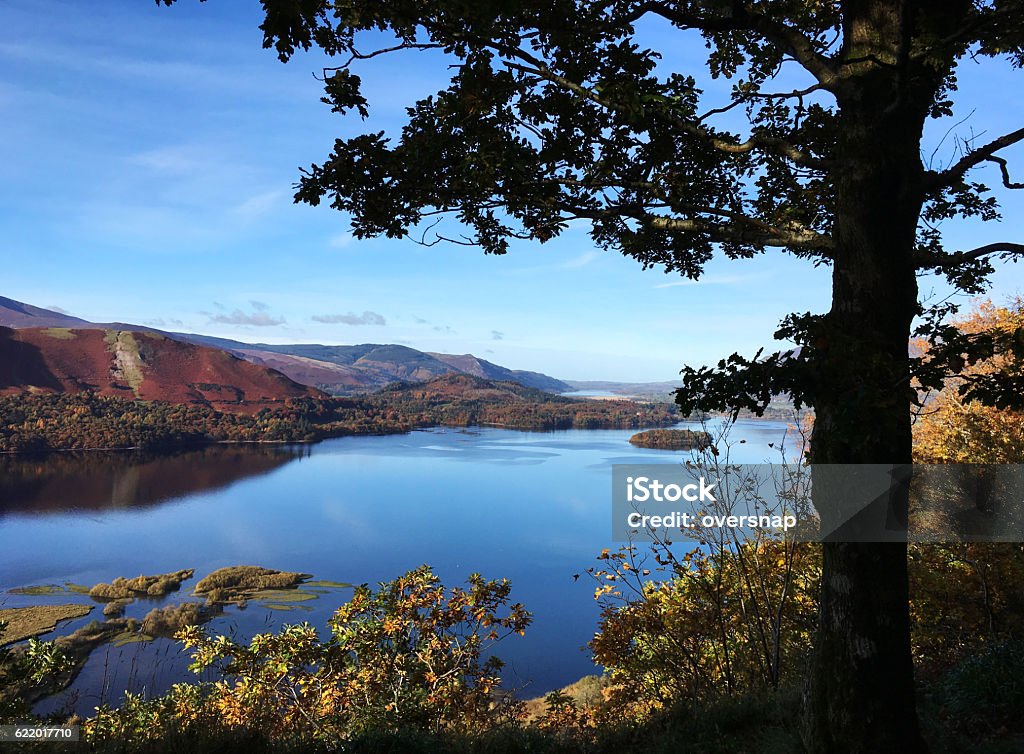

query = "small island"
629;428;713;450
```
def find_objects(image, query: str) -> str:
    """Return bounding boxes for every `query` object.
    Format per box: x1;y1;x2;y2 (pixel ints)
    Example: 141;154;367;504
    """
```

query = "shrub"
935;641;1024;734
85;567;531;745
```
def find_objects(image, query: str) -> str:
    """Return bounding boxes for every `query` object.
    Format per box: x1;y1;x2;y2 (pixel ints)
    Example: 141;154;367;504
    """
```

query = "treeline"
628;428;712;449
0;380;679;452
360;379;679;431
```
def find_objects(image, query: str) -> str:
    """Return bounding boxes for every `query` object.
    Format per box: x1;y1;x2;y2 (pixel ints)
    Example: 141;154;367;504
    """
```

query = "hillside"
0;297;570;394
0;327;322;412
427;352;568;392
176;334;571;394
1;373;679;452
0;296;93;329
363;373;679;430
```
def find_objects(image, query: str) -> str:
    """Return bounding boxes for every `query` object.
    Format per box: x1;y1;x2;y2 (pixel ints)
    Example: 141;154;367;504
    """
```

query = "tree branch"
557;202;832;250
502;58;827;169
624;3;839;89
646;214;831;250
697;83;826;123
926;126;1024;190
985;155;1024;190
916;242;1024;270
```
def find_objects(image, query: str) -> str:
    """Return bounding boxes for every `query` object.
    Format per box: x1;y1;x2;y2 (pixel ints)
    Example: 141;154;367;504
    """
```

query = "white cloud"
208;309;285;327
232;189;287;220
560;251;598;269
129;144;209;175
329;232;354;248
312;311;387;325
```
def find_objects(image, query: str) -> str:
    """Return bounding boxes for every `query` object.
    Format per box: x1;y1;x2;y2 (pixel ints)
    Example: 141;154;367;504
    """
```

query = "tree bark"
801;2;947;750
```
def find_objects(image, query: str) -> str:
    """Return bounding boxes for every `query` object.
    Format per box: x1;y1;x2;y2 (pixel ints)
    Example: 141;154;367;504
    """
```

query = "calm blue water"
0;420;793;714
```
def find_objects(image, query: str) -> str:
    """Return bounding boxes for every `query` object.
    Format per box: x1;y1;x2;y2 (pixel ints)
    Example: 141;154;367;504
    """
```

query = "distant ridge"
171;335;571;394
0;296;570;395
0;296;92;329
0;326;321;412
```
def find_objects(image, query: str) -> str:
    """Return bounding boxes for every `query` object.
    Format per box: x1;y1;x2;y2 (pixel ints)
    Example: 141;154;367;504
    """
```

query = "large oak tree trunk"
802;3;941;750
802;147;926;752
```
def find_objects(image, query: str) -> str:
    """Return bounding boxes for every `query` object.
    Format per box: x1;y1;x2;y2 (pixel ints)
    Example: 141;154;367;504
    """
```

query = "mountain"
0;327;322;412
564;380;681;400
168;338;571;394
0;296;92;329
0;297;571;395
427;352;568;393
171;335;464;391
374;372;568;403
363;373;681;430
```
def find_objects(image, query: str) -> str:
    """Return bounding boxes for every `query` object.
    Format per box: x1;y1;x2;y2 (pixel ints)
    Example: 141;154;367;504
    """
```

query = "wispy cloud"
143;317;185;328
433;325;456;335
561;251;598;269
491;330;505;340
250;300;269;311
207;309;285;327
129;144;210;176
232;189;287;221
329;232;354;249
312;311;387;326
654;273;767;289
0;41;301;101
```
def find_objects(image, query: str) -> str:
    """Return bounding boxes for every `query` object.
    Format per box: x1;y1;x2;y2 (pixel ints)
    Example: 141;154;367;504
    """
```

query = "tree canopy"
156;0;1024;418
161;1;1024;751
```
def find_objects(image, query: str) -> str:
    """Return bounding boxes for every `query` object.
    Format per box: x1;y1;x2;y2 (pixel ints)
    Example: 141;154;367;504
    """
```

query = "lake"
0;419;793;715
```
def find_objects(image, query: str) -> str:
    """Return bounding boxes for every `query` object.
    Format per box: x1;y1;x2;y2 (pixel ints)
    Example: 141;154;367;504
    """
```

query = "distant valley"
0;296;681;453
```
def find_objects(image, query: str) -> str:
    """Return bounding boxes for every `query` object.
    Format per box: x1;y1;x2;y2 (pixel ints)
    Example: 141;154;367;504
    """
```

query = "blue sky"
2;1;1023;381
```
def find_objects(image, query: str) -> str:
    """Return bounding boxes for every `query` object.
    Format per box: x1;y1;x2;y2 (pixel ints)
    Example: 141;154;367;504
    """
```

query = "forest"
0;375;679;452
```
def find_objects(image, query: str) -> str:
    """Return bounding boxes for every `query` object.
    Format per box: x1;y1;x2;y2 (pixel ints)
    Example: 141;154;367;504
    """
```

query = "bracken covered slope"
0;327;323;412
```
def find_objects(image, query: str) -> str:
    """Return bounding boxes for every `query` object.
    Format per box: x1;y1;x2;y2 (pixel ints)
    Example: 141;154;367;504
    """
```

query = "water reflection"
0;445;306;516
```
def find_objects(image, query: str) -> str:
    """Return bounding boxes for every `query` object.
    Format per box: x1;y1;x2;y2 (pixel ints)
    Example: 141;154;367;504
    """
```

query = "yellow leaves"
914;298;1024;464
591;537;821;718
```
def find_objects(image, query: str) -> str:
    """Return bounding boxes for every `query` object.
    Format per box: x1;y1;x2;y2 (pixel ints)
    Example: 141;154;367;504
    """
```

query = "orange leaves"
165;566;531;741
914;298;1024;464
589;537;820;719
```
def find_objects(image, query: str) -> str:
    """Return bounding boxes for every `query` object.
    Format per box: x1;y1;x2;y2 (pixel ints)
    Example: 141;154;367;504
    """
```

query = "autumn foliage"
84;567;530;745
913;298;1024;464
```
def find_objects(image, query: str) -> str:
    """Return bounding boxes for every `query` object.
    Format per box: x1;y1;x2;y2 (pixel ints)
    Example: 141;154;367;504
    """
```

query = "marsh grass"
261;604;315;612
9;585;67;596
194;566;310;605
0;605;94;644
140;603;207;638
88;570;195;601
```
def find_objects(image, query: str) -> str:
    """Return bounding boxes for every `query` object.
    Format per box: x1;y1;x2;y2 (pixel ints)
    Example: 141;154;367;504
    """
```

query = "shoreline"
0;418;691;457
